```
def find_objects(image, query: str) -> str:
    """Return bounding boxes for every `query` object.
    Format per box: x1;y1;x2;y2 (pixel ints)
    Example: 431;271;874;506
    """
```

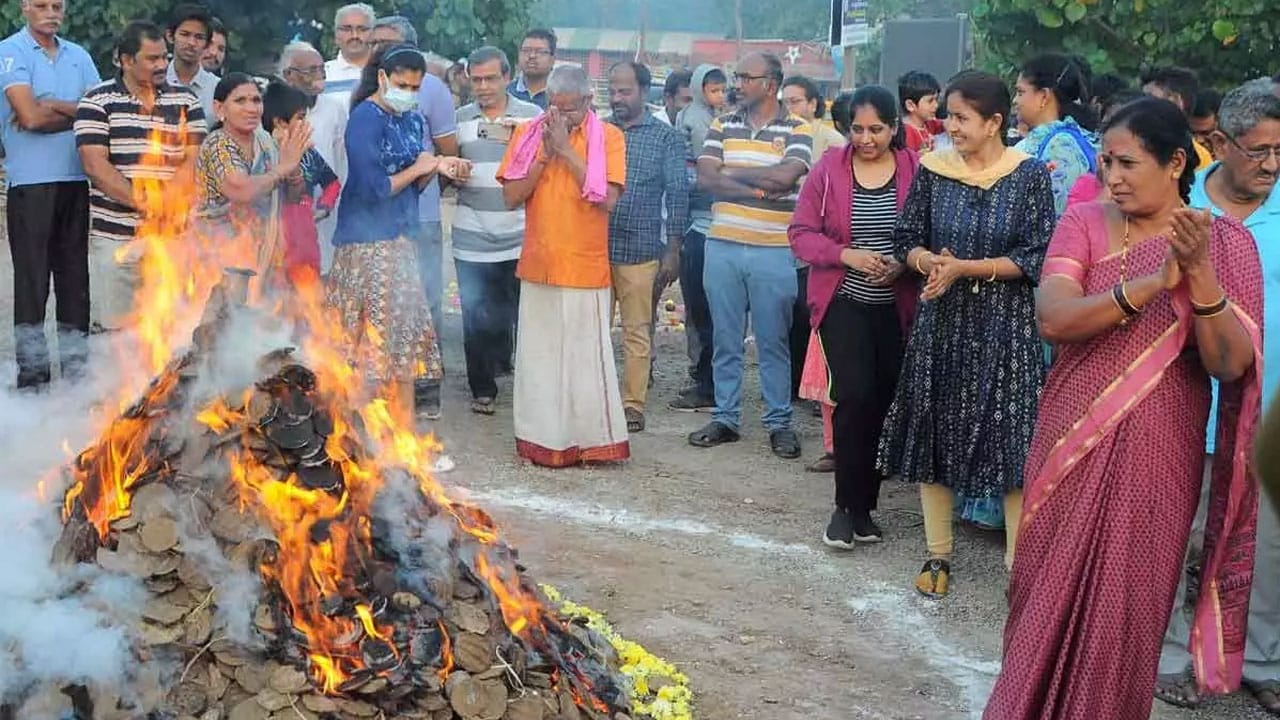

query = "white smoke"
0;342;148;707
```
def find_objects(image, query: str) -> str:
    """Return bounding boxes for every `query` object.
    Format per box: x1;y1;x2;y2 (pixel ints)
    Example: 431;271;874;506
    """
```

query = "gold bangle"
914;251;931;275
1190;292;1227;310
1118;282;1141;313
986;259;997;282
1195;305;1230;319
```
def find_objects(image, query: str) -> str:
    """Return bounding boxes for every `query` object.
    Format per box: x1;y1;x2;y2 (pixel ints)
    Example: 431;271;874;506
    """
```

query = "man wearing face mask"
281;40;348;273
497;65;629;467
77;21;207;332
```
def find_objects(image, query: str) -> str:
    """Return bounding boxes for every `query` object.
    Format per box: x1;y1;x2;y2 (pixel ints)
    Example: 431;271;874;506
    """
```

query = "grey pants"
1159;456;1280;683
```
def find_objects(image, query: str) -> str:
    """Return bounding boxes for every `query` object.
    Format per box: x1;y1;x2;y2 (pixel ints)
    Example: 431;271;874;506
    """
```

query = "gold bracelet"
1195;304;1230;319
1118;282;1141;313
914;251;931;275
986;259;997;282
1190;291;1227;310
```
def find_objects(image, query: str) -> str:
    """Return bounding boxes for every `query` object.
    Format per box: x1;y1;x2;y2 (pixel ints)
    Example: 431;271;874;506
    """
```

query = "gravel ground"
0;195;1270;719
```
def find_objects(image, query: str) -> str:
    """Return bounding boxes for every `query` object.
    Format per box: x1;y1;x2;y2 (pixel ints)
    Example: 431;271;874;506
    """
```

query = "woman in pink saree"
984;98;1264;719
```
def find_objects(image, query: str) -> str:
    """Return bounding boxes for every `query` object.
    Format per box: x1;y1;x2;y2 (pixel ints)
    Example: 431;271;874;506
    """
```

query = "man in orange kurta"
496;65;629;467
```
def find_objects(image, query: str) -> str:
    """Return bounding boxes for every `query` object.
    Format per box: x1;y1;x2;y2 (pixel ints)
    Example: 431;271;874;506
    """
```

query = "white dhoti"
514;280;629;467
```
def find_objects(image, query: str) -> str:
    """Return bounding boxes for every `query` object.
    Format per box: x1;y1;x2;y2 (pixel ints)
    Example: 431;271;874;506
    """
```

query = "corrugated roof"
553;27;718;55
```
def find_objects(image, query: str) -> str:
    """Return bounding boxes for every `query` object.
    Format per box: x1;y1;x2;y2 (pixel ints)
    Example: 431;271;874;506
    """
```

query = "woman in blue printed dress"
327;44;468;423
948;54;1102;530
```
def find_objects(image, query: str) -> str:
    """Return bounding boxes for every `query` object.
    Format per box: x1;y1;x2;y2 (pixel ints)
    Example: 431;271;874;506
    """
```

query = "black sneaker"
823;509;856;550
669;387;715;412
851;512;883;543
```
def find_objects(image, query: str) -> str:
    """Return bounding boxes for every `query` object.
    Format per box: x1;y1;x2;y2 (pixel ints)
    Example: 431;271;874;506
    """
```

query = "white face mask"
383;85;418;114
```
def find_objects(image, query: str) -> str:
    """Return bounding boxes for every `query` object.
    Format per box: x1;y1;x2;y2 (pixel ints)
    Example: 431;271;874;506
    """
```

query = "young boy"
898;70;943;153
263;81;340;285
675;64;727;252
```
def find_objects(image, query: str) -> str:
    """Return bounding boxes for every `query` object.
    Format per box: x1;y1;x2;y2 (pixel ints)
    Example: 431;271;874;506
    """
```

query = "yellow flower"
540;584;695;720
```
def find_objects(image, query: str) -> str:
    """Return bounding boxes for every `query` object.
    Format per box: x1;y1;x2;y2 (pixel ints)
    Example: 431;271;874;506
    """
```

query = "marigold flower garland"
540;584;695;720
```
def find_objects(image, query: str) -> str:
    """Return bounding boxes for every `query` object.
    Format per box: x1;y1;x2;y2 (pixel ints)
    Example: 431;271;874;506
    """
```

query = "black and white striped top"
836;176;898;304
74;79;207;243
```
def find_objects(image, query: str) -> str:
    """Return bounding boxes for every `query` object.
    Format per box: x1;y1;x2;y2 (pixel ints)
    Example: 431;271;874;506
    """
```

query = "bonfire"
8;129;638;720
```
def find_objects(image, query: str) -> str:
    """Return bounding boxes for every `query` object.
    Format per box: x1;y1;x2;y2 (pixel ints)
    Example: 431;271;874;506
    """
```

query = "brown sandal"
625;407;645;433
1154;671;1201;708
914;558;951;599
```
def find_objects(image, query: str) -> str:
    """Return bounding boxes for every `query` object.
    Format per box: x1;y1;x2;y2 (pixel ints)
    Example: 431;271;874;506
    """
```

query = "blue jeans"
703;238;796;432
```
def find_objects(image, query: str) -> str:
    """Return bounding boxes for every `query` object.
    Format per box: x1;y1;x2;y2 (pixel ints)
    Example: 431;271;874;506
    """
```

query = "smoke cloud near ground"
0;306;303;710
0;339;146;709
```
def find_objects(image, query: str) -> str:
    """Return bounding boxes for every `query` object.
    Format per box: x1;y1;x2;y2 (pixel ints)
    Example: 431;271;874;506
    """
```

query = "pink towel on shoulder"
501;111;608;203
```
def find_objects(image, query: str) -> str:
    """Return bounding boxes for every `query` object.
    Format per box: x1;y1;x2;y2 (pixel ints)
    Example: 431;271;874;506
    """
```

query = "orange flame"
56;125;613;710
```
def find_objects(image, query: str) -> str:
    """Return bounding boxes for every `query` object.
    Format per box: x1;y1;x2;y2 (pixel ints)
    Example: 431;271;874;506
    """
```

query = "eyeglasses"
520;48;553;58
337;24;370;33
286;66;325;78
1226;133;1280;164
733;73;769;83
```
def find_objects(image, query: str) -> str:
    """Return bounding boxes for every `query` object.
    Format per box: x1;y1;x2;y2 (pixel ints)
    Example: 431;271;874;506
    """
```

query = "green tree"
972;0;1279;88
0;0;534;77
0;0;169;71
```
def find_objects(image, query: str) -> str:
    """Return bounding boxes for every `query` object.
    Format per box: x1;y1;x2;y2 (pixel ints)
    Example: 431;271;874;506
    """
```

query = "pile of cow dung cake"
12;269;632;720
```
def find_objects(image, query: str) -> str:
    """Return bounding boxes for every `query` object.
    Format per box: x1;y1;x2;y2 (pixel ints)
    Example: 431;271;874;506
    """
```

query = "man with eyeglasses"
687;52;812;460
1155;78;1280;715
508;28;555;110
281;40;348;273
452;46;540;415
323;2;374;101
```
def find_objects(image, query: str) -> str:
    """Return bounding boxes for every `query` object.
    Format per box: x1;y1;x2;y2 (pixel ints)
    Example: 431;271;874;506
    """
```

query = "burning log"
33;270;633;720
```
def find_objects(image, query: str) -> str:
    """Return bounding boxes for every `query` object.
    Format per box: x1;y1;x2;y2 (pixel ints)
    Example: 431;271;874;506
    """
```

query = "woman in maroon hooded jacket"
789;85;920;547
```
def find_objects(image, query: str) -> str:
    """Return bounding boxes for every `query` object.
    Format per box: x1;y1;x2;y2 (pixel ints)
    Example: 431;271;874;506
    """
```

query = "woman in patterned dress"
875;72;1056;598
194;73;310;271
984;96;1262;720
327;45;468;424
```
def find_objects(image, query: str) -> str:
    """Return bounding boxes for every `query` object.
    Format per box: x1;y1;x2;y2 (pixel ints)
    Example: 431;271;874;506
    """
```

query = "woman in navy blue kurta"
325;44;468;421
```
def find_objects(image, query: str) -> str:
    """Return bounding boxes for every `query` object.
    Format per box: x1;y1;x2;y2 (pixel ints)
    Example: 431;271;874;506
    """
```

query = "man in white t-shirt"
323;2;374;104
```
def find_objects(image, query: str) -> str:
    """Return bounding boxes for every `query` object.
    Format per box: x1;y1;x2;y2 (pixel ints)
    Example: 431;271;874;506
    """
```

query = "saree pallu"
984;204;1264;720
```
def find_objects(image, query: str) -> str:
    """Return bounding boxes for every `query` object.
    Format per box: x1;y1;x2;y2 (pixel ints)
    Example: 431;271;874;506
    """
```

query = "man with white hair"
497;65;629;467
323;3;374;99
1156;78;1280;714
280;39;347;272
0;0;101;390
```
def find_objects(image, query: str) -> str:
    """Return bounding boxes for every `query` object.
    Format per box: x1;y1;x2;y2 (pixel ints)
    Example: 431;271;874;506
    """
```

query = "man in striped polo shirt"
452;46;541;414
687;52;813;459
75;20;206;331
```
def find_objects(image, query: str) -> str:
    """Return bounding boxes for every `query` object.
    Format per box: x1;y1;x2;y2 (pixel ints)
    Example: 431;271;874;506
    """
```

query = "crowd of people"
3;1;1280;717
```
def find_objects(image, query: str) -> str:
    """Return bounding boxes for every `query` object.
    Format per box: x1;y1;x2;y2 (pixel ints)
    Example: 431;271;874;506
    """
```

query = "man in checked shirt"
606;61;689;433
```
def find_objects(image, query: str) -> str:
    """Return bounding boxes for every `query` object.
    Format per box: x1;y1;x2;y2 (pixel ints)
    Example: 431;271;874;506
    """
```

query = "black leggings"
820;296;902;513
